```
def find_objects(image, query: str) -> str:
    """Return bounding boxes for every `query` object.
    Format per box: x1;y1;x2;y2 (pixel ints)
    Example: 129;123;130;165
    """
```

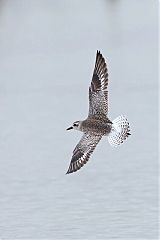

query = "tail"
108;115;131;147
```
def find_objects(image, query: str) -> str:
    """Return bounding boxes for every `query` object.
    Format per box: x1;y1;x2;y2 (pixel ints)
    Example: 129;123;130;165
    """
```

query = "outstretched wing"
89;50;109;117
66;133;102;174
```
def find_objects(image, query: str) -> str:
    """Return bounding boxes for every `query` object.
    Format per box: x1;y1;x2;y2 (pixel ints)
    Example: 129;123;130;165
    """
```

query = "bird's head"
66;121;81;131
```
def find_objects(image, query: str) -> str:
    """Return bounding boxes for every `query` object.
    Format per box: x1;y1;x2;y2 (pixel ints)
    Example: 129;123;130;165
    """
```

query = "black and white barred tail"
108;115;131;147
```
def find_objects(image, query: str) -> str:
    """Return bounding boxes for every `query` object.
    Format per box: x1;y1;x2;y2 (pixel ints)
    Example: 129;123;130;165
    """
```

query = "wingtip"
65;169;75;175
65;168;71;174
96;50;105;61
65;166;75;175
66;163;81;175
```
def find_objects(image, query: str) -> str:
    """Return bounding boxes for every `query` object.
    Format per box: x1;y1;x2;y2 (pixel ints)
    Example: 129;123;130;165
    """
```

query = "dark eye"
73;123;78;127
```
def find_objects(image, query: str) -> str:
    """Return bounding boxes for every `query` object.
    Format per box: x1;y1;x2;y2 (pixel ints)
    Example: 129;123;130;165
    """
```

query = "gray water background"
0;0;158;239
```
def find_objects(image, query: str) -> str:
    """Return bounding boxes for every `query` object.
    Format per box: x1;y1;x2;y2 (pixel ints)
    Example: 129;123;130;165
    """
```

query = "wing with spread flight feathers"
89;50;109;117
66;133;102;174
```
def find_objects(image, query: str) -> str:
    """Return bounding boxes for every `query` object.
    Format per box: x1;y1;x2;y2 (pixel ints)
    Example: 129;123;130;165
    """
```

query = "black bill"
66;126;73;130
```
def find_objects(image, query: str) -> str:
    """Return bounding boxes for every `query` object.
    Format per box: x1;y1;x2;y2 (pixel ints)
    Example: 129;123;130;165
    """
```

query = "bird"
66;51;131;174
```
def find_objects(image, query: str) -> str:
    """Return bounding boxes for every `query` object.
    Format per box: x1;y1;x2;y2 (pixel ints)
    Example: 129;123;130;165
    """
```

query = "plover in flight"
66;51;131;174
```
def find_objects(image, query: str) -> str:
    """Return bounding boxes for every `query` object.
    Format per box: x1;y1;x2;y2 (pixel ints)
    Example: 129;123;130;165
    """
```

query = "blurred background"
0;0;158;239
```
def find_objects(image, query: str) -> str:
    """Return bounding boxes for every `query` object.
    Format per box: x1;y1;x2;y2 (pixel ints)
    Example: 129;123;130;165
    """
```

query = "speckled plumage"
80;117;112;136
66;51;131;174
